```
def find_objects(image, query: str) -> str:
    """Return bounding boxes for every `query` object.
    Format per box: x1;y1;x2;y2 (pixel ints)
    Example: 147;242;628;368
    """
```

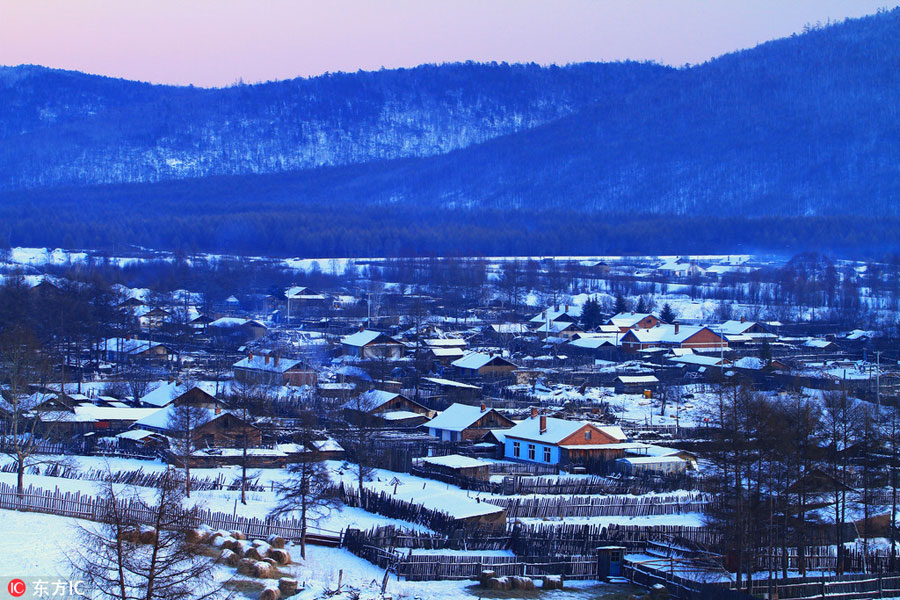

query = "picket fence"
0;480;341;545
489;491;709;519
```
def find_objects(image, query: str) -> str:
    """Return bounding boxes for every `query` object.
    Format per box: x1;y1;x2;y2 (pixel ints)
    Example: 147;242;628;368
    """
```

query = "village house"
340;329;405;360
343;389;432;427
529;304;582;327
620;323;727;353
413;454;493;482
609;312;660;332
135;403;261;449
422;338;467;364
614;375;660;394
207;317;269;341
425;402;515;442
139;307;171;329
451;352;518;379
232;352;318;386
285;286;330;319
418;377;481;408
533;320;584;340
97;337;170;364
503;409;630;470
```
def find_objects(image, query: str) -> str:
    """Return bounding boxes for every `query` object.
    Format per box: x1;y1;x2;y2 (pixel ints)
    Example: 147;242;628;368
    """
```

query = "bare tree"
0;326;63;495
339;392;379;493
228;378;266;505
70;467;230;600
167;400;209;498
271;453;340;560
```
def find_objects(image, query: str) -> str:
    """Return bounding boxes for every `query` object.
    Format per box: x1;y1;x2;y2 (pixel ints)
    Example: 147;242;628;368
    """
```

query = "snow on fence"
489;491;708;519
0;480;341;545
0;461;269;492
343;527;598;581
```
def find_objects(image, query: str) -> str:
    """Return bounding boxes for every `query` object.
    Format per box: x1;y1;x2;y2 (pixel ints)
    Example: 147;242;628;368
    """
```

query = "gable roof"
427;403;511;432
506;416;627;445
341;329;400;347
139;381;221;408
233;355;305;373
609;312;655;328
451;352;517;370
622;324;723;345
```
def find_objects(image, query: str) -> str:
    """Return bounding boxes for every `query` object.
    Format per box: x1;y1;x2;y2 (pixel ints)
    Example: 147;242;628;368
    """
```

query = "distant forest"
1;9;899;256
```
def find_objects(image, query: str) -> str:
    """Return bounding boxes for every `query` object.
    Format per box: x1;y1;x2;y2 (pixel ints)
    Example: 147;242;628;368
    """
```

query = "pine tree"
580;297;603;330
614;294;628;314
660;302;676;323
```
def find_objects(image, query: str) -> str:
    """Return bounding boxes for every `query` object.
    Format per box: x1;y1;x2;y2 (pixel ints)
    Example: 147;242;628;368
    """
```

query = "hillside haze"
1;9;899;256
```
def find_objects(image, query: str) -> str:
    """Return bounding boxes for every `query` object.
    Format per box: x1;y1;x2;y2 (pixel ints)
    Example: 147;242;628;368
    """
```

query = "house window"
513;441;520;458
543;446;551;462
585;430;592;440
528;444;536;460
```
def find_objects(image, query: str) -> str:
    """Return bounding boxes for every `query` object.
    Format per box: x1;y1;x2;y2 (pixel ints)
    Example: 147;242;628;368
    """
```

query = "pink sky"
0;0;894;87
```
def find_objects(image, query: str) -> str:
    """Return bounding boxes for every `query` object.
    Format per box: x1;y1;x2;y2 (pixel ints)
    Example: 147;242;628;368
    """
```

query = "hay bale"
267;534;286;549
221;549;240;567
478;570;497;586
508;576;535;590
116;527;140;543
229;530;246;540
250;560;275;579
138;526;158;545
278;578;298;596
211;529;230;542
542;575;563;590
237;558;257;576
244;546;264;561
259;587;280;600
267;548;291;566
222;538;241;552
486;577;511;591
186;527;211;544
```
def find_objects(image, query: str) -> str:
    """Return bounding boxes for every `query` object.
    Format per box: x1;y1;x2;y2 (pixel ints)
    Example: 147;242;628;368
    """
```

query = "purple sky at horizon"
0;0;895;87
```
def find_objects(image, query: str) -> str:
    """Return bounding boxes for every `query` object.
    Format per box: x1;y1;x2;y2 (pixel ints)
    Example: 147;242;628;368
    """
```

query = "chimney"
265;355;270;364
274;355;279;366
481;403;486;412
674;322;680;335
531;406;538;419
359;324;365;332
539;415;547;434
740;316;745;323
248;352;253;361
215;407;222;415
565;304;569;312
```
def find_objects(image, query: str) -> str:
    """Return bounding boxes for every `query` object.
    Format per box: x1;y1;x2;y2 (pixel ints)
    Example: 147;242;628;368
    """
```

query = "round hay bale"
267;548;291;566
116;527;140;543
267;534;285;549
221;549;240;567
542;575;563;590
278;578;298;596
478;569;497;586
211;529;230;542
259;587;280;600
229;530;246;541
138;526;158;545
222;538;240;552
487;577;511;591
509;576;535;590
250;560;275;579
244;546;264;561
185;528;210;544
261;558;278;567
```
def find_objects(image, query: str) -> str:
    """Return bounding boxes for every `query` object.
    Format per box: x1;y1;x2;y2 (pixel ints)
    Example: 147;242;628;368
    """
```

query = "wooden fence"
342;527;598;581
490;492;708;519
741;572;900;600
0;480;341;545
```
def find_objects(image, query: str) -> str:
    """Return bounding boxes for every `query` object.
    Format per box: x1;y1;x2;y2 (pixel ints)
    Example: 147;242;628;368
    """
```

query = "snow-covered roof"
568;335;618;350
803;338;834;349
618;455;686;465
623;324;722;345
505;416;586;445
421;377;480;390
451;352;516;371
232;355;304;373
609;312;654;328
115;429;162;441
670;354;729;367
733;356;766;370
208;317;263;329
310;439;344;453
615;375;659;384
490;323;531;335
424;338;467;347
135;404;220;431
42;405;160;424
429;347;465;358
529;305;582;324
341;329;399;347
718;320;759;335
427;403;493;432
379;410;424;421
422;454;491;469
343;389;402;412
99;338;165;355
139;381;221;408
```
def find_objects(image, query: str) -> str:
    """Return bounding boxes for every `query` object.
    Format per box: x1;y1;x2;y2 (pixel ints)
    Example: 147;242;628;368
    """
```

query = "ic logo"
7;579;26;597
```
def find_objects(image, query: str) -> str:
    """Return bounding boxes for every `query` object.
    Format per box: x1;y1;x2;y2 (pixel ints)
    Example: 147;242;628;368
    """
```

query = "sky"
0;0;895;88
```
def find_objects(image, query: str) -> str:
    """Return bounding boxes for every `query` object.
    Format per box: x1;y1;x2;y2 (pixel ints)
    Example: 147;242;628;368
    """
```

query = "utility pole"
877;351;881;411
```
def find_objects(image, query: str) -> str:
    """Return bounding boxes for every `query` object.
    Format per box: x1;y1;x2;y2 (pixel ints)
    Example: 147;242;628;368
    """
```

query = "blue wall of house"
504;437;559;464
